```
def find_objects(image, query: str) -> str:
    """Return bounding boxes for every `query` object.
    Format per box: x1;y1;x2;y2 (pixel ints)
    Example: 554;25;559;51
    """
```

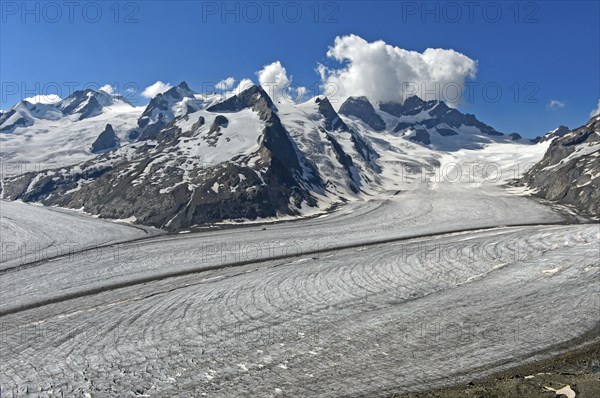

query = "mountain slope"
0;90;141;169
520;116;600;217
135;81;222;141
340;95;509;151
2;86;374;230
1;83;561;230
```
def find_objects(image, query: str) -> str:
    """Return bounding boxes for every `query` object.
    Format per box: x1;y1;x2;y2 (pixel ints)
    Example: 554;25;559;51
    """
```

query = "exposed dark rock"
59;89;113;120
531;125;571;144
91;124;119;153
208;85;275;116
184;116;205;138
211;115;229;130
508;133;522;141
436;128;459;136
128;130;140;140
520;118;599;217
393;122;413;133
380;96;436;117
543;125;570;142
136;82;198;140
321;128;360;193
315;97;347;131
0;109;33;133
314;97;380;171
379;95;503;138
2;85;325;231
409;129;431;145
339;96;386;131
205;115;228;147
139;114;166;140
530;136;542;144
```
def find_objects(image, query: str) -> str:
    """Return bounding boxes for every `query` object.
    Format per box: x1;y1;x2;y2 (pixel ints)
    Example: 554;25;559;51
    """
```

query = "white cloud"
223;78;254;98
141;81;173;98
24;94;62;104
99;84;114;94
256;61;306;103
547;99;565;110
318;34;478;107
590;99;600;117
215;77;236;91
295;86;307;99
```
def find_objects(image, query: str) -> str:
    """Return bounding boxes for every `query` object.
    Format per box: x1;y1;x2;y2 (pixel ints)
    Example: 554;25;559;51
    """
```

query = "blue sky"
1;0;598;137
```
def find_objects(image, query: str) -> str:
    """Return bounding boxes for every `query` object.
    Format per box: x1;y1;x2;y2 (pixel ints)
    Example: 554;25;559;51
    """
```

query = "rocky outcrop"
410;129;431;145
508;133;522;141
0;108;33;132
530;125;571;144
520;117;599;217
380;95;503;139
59;89;115;120
91;124;119;153
137;82;202;140
338;96;386;131
315;97;380;171
314;97;347;131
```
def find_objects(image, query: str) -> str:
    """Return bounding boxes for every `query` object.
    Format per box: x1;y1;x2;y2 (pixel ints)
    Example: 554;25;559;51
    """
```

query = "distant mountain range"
1;82;598;228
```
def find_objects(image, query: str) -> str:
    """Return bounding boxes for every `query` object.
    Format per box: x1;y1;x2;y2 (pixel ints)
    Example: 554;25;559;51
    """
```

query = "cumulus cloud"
318;34;478;107
99;84;114;94
547;99;565;110
24;94;62;104
141;81;173;98
590;99;600;117
256;61;306;103
215;77;236;91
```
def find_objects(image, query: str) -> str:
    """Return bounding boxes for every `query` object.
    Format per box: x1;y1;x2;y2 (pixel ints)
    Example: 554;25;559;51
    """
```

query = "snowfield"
0;102;143;169
0;179;598;397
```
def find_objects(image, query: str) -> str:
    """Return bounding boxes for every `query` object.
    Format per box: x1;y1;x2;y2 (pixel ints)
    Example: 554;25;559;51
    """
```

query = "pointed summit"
177;81;191;91
315;97;347;131
207;85;275;120
91;124;119;153
339;96;386;131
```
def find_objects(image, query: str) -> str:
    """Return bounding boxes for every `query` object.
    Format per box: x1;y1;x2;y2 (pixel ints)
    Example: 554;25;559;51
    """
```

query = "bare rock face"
520;117;600;217
530;125;571;143
410;129;431;145
339;96;386;131
137;81;199;140
508;132;522;141
91;124;119;153
380;95;503;140
315;97;381;172
315;97;347;131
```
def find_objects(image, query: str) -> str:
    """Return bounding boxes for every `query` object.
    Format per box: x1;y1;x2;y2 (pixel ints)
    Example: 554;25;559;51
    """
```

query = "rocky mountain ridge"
520;116;600;217
2;82;597;228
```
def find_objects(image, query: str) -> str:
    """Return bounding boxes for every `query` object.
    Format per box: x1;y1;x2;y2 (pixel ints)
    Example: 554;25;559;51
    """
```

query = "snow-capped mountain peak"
136;81;223;140
0;88;134;134
3;81;573;229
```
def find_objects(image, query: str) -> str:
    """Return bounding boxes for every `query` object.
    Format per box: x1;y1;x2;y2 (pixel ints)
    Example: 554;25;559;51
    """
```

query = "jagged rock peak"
315;97;347;131
207;85;276;120
339;96;386;131
91;124;119;153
